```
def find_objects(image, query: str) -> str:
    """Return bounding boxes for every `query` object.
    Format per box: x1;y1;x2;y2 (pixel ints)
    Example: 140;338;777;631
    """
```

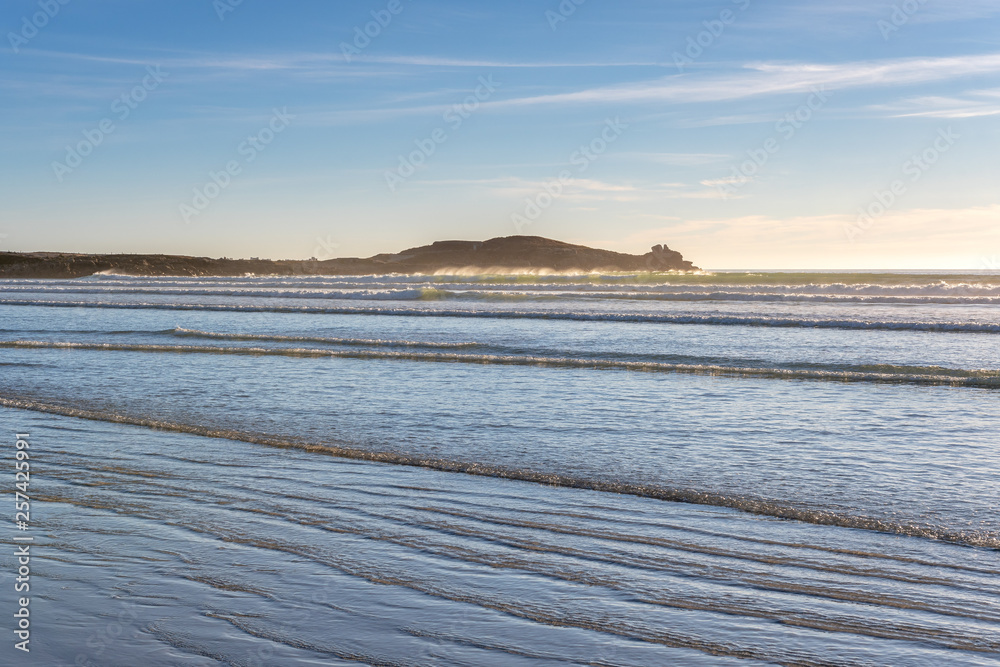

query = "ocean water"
1;271;999;666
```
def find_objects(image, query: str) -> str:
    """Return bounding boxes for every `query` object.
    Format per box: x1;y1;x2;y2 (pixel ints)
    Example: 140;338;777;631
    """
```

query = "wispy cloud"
488;54;1000;109
23;49;656;71
876;90;1000;119
351;55;656;68
176;53;1000;128
420;176;727;203
616;152;730;166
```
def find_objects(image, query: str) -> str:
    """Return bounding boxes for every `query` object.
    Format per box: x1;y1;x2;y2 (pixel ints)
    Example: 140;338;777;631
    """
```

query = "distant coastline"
0;235;698;278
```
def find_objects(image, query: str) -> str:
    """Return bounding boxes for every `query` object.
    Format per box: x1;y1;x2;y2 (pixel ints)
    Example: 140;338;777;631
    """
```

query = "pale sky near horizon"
2;0;999;269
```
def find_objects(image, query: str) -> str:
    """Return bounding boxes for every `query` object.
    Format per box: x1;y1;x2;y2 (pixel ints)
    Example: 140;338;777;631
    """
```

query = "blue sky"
2;0;999;269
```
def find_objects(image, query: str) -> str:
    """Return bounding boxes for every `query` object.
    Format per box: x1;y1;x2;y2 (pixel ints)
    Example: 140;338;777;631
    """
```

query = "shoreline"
0;236;698;279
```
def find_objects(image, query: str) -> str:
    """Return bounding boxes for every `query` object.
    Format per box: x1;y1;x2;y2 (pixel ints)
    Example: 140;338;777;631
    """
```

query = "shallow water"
1;272;998;665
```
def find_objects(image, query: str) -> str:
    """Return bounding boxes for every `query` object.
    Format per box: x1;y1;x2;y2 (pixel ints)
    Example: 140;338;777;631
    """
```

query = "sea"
0;270;998;666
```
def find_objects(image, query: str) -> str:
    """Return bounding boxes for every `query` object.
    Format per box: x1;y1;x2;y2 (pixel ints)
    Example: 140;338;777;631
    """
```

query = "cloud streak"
22;49;656;71
876;90;1000;119
488;54;1000;109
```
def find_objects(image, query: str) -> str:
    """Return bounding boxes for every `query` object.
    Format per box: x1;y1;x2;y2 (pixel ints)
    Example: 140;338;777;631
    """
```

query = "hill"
0;236;698;278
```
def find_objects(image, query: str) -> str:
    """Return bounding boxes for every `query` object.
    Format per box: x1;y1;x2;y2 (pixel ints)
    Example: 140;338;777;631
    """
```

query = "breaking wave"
2;298;998;333
1;394;996;550
169;327;480;349
4;280;1000;305
3;339;998;388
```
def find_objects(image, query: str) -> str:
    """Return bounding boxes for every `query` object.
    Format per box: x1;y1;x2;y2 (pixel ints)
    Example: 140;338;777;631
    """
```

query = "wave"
37;271;1000;287
170;327;480;350
3;340;997;388
2;298;999;333
0;285;435;301
2;394;996;550
4;283;1000;305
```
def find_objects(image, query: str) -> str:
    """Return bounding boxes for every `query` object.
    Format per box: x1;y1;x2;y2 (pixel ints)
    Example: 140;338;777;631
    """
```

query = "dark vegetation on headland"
0;236;698;278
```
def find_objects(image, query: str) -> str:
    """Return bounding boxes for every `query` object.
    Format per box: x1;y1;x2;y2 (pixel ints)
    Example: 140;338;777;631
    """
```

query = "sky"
2;0;999;269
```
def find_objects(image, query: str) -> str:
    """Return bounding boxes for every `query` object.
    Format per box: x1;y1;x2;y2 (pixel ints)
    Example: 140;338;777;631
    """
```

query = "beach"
1;271;999;664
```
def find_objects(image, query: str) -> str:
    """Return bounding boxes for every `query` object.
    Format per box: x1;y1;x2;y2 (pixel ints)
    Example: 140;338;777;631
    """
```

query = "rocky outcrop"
0;236;698;278
349;236;696;273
